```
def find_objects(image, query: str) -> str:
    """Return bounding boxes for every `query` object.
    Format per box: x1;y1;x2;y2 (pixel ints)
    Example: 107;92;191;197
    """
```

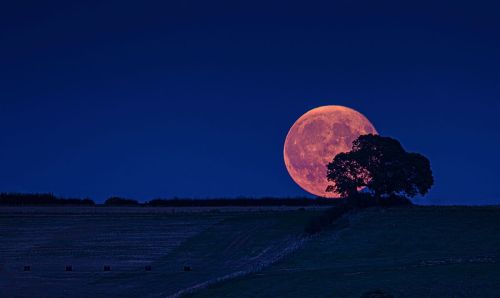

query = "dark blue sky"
1;1;499;204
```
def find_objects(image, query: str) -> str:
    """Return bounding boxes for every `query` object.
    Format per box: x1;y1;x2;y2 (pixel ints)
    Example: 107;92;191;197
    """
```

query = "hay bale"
360;289;394;298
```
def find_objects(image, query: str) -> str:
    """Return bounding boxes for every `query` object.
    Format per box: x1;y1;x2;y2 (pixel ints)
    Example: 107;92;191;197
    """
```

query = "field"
1;206;499;298
0;207;319;298
190;206;500;298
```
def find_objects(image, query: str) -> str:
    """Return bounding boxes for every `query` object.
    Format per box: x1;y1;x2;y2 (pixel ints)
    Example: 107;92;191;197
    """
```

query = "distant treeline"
145;197;339;207
104;197;140;206
0;193;340;207
0;193;94;206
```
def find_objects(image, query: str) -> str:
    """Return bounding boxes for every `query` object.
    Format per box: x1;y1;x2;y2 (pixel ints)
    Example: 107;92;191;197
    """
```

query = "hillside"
1;206;500;298
0;207;319;298
189;206;500;298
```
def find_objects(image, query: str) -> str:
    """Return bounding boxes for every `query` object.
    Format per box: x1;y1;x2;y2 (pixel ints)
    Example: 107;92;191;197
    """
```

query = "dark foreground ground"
0;207;319;298
0;206;499;297
190;206;500;298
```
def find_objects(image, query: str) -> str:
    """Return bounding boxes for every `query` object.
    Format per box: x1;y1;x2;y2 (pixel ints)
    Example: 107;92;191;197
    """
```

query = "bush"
104;197;140;206
376;194;412;207
346;193;412;208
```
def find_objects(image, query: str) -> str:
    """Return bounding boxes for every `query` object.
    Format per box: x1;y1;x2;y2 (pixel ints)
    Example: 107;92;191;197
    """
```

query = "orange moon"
283;105;377;198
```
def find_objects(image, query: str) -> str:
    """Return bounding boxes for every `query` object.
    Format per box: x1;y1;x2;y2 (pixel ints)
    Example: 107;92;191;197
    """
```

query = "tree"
326;134;433;199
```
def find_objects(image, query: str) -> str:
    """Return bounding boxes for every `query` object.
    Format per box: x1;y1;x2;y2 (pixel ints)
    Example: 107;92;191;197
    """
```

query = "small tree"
326;134;433;199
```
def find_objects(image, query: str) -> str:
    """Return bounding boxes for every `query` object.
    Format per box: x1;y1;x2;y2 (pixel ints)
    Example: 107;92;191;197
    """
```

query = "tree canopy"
326;134;433;199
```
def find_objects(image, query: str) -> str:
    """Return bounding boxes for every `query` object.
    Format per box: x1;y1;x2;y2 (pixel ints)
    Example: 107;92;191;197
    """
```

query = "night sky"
1;1;499;204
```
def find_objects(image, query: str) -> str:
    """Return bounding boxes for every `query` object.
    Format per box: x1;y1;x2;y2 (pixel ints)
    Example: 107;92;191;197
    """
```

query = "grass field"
1;206;499;298
0;207;319;298
189;206;500;298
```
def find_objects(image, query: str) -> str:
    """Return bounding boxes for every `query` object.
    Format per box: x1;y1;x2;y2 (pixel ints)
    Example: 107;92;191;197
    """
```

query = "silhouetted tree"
326;134;433;199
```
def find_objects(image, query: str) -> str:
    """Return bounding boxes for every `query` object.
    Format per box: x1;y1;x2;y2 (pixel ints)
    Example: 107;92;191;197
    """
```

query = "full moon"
284;105;377;198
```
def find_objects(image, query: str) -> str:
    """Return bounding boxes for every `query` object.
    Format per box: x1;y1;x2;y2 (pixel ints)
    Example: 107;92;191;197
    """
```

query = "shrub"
376;194;412;207
347;193;412;208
